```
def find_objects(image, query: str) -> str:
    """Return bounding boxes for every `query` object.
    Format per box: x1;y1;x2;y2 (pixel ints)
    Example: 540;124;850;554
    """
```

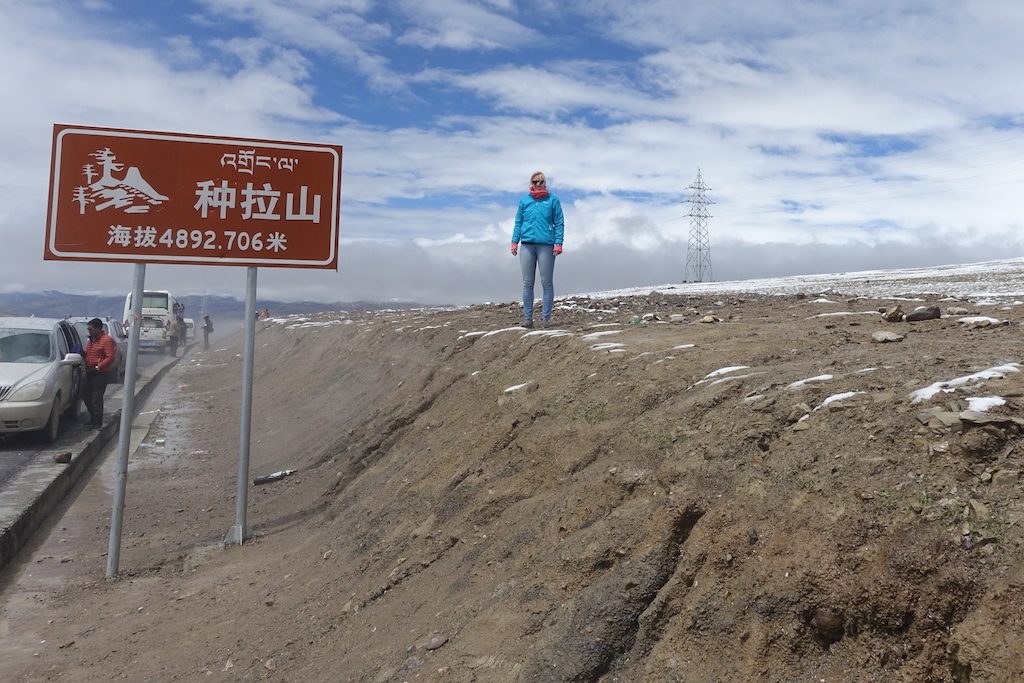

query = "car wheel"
37;398;61;444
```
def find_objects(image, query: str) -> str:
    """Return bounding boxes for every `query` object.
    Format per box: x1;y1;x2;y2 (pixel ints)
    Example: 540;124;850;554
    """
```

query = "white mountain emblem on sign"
72;147;169;214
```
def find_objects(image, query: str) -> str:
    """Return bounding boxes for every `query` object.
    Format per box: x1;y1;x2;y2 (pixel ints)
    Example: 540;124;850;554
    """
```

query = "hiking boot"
523;319;534;329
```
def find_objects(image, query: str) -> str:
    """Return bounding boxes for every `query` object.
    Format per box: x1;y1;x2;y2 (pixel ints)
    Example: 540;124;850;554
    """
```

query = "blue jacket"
512;194;564;245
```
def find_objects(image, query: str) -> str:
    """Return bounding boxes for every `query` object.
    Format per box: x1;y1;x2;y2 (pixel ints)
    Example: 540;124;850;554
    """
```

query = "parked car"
0;317;84;443
68;316;127;383
184;318;196;344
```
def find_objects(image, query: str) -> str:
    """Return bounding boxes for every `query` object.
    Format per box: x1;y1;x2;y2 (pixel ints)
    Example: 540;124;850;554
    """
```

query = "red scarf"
529;185;549;200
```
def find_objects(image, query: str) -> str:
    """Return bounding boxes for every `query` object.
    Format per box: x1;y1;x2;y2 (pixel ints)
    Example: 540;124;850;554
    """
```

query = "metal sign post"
226;267;258;544
106;263;146;577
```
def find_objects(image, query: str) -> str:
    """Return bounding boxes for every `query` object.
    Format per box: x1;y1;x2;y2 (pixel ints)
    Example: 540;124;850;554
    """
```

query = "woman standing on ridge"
511;171;564;328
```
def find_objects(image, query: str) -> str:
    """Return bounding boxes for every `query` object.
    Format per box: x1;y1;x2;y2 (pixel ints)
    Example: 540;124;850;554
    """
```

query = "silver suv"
0;317;84;443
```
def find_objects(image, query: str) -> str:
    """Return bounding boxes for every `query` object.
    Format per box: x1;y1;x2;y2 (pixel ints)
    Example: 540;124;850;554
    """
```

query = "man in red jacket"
83;318;116;430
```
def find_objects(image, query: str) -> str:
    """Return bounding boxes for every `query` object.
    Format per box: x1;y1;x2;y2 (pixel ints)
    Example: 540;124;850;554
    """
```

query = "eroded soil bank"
1;291;1023;682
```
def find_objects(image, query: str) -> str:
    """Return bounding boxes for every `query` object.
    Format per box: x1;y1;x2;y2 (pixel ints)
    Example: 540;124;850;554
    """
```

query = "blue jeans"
519;243;555;321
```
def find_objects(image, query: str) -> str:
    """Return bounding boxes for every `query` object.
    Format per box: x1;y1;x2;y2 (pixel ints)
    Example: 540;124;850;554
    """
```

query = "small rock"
991;469;1021;488
787;405;810;423
906;306;941;322
425;635;449;651
959;426;1008;461
264;659;276;671
52;452;72;464
980;471;993;483
932;412;963;427
968;499;990;521
792;420;811;432
959;411;1015;426
700;315;720;324
748;397;776;412
947;399;968;412
810;609;845;645
945;306;971;315
223;660;234;672
871;330;904;343
747;529;759;545
881;304;904;322
669;314;685;323
406;655;425;670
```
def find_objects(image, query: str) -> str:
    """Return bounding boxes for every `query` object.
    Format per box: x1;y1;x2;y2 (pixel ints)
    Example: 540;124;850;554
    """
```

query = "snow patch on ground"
909;363;1021;403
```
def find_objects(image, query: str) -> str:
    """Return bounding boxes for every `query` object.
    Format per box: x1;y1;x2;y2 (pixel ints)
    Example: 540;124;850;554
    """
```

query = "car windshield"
0;328;55;364
143;293;168;308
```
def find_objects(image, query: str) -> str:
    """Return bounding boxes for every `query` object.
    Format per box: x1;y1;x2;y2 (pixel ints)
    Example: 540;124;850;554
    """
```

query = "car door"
105;322;127;381
58;322;82;407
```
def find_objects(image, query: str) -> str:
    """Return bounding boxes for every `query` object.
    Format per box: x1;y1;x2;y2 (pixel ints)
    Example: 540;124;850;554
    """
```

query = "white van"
184;318;196;343
123;290;177;353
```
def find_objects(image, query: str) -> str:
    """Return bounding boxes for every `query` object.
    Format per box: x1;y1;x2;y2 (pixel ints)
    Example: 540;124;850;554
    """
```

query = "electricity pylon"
684;168;713;282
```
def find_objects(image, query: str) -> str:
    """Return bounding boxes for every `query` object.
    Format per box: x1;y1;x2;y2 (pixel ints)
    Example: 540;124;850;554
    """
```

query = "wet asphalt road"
0;350;167;489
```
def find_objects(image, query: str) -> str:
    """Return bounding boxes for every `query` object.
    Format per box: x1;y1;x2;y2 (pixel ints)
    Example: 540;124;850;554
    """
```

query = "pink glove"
511;243;518;255
553;244;563;256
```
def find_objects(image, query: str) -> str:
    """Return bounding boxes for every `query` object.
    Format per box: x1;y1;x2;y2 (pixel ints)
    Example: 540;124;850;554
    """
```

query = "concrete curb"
0;350;186;575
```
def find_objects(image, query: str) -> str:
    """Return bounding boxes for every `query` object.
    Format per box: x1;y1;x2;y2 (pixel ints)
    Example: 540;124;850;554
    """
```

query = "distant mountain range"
0;290;428;322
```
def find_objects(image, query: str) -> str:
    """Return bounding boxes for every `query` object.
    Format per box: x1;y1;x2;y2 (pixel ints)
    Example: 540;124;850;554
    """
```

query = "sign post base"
224;524;249;546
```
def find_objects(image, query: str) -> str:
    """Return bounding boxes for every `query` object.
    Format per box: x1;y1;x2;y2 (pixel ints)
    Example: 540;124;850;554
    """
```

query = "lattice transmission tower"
684;168;713;282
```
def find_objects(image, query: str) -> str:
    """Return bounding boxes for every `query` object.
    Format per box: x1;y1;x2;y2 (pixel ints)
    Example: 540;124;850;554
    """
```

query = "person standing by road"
511;170;564;328
202;314;213;349
83;318;116;430
167;318;179;357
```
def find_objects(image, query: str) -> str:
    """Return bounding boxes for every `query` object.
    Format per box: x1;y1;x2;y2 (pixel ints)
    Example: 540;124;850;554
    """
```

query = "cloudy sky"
3;1;1024;305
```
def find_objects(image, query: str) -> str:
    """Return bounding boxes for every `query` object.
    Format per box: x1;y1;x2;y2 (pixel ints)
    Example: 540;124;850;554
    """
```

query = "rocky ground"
1;289;1023;682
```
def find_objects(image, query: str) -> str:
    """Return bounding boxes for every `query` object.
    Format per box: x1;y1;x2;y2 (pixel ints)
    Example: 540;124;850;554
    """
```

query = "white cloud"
195;0;405;93
396;0;541;50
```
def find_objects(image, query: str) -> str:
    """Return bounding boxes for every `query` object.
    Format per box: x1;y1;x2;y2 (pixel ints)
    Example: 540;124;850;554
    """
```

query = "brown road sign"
45;124;342;269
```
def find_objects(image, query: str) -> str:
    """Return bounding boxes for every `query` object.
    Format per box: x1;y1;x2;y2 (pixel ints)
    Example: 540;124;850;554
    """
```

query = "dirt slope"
2;292;1023;682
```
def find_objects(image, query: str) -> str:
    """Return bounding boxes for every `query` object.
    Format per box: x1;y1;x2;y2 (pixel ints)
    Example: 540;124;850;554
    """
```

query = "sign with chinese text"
45;124;342;268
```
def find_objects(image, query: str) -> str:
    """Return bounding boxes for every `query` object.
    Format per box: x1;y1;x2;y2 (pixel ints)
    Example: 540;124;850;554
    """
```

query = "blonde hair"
530;171;546;184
